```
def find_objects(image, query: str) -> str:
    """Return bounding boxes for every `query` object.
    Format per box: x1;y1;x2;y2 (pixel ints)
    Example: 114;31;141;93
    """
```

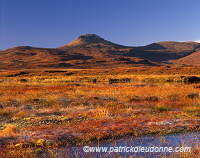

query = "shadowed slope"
171;49;200;65
124;41;200;62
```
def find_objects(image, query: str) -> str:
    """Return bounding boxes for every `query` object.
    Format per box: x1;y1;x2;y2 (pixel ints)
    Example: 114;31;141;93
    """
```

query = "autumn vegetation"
0;66;199;157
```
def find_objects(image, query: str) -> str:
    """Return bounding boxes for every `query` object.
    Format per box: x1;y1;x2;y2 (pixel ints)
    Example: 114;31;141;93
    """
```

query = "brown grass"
0;124;19;137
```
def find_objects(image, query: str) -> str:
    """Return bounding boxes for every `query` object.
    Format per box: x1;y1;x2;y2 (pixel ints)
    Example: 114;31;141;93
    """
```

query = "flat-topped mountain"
0;34;200;69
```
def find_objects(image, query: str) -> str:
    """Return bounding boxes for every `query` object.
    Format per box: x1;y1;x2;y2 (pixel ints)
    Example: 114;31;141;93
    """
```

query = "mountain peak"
68;33;114;46
75;34;107;44
57;34;120;49
79;34;101;38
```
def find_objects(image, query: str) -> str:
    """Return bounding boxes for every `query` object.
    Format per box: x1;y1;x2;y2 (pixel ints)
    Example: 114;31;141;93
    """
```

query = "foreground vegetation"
0;66;200;157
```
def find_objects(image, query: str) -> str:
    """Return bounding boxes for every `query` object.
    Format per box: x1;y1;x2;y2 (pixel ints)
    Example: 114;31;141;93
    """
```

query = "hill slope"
170;49;200;65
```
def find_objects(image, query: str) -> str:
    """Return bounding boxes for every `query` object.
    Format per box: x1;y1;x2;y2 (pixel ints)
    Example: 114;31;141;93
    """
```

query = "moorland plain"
0;66;199;157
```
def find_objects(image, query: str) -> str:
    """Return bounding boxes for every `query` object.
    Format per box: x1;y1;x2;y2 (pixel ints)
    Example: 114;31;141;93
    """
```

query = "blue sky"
0;0;200;50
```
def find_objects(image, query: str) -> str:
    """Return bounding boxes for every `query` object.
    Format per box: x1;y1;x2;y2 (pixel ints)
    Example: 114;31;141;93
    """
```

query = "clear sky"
0;0;200;50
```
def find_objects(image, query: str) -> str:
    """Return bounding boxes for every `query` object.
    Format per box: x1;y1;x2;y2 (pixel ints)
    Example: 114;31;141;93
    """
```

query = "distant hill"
123;41;200;62
0;34;200;69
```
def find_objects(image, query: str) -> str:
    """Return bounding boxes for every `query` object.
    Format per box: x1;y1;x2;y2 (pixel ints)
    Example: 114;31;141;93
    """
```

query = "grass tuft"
0;124;19;137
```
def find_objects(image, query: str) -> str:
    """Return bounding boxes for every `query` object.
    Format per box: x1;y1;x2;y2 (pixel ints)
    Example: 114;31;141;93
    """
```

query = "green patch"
154;105;170;112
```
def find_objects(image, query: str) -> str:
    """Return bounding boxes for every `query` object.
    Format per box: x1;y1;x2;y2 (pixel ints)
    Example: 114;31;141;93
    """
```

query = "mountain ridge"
0;34;200;69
